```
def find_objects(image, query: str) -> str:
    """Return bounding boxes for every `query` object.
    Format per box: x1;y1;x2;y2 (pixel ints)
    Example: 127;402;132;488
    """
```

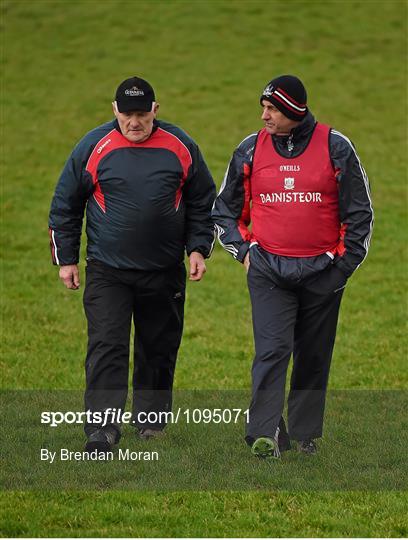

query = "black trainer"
298;439;317;455
85;428;117;453
278;417;292;452
138;428;165;441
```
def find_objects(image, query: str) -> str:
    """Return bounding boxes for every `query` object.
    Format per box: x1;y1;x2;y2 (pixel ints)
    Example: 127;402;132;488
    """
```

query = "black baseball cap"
115;76;156;112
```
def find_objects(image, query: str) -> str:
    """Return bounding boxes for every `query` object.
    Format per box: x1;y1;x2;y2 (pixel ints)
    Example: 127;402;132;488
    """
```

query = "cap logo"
263;83;274;97
125;86;145;97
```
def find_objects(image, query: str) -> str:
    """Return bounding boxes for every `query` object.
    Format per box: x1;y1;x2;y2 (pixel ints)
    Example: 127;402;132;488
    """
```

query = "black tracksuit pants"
245;246;346;443
83;259;186;438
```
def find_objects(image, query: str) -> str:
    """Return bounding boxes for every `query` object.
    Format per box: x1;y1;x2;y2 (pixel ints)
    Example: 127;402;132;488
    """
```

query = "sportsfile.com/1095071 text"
40;408;250;428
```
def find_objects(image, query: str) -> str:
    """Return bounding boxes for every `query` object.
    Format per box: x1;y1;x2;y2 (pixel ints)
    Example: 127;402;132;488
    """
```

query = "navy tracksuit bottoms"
83;259;186;439
245;246;346;443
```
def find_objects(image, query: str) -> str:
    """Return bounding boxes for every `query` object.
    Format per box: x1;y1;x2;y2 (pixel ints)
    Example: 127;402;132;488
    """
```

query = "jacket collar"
292;110;315;138
271;111;316;156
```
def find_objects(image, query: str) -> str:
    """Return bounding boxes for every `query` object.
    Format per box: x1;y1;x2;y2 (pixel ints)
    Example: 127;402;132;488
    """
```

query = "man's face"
113;102;159;143
261;99;299;135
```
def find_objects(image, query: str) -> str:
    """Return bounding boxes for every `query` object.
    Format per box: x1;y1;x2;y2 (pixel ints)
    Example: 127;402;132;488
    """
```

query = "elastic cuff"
186;247;208;258
237;242;250;263
56;261;79;267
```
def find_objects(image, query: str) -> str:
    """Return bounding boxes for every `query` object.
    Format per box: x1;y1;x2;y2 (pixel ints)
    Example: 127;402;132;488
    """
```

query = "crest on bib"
284;177;295;190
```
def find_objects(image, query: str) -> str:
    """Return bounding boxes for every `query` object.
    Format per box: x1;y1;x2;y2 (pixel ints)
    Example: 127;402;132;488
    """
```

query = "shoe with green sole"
251;436;281;460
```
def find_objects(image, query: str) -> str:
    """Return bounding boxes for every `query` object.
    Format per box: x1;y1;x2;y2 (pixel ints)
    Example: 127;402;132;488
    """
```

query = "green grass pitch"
1;0;407;537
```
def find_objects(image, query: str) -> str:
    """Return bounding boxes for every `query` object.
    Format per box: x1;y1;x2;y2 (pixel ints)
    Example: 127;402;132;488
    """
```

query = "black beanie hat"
260;75;307;121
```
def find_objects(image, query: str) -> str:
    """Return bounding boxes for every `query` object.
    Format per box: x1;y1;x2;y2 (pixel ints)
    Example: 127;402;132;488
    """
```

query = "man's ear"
112;101;119;117
153;102;160;116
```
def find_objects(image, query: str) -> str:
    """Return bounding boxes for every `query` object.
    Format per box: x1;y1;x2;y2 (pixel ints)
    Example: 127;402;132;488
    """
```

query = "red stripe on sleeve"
237;163;252;242
335;223;347;257
48;227;56;263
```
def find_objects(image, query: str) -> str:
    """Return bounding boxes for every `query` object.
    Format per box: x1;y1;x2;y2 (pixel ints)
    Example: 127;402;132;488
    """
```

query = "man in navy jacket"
49;76;216;452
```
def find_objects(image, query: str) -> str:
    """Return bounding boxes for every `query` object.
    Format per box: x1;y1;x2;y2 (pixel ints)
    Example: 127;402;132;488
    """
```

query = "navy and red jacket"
212;111;373;278
49;119;216;270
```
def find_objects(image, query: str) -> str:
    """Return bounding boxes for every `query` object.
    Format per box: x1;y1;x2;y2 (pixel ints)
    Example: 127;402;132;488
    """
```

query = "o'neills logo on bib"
280;165;300;172
259;192;322;203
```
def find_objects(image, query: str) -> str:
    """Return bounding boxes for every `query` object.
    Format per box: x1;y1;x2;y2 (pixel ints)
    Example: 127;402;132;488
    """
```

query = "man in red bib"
212;75;373;459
